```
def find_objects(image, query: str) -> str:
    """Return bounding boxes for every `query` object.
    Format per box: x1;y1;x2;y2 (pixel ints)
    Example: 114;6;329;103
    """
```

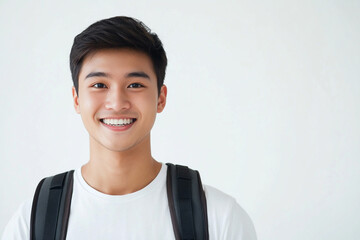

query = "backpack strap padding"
30;170;74;240
166;163;209;240
56;170;74;239
30;178;45;240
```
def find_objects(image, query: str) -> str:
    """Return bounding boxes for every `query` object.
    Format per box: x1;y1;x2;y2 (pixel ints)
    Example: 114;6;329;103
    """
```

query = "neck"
81;135;162;195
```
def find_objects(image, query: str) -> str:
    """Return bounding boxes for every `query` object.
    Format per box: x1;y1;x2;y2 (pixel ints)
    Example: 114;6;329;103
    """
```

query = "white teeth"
102;118;134;126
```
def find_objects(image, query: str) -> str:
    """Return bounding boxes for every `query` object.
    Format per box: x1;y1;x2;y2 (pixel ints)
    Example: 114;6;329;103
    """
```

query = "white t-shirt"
2;163;257;240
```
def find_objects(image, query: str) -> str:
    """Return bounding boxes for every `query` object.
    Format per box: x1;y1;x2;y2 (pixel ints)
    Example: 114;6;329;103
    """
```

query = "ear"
72;86;81;114
157;85;167;113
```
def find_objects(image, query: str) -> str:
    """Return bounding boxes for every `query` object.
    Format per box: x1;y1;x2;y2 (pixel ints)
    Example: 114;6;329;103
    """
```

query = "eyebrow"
85;71;150;80
85;72;109;79
127;71;150;79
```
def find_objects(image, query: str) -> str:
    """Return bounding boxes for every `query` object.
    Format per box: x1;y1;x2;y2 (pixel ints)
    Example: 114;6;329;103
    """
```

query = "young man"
2;16;256;239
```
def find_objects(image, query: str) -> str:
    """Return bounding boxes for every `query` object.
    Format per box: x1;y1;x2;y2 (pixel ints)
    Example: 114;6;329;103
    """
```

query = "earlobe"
72;86;81;114
157;85;167;113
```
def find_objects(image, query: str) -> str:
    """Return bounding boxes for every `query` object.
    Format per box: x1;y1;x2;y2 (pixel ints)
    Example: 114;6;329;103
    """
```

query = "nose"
104;87;131;111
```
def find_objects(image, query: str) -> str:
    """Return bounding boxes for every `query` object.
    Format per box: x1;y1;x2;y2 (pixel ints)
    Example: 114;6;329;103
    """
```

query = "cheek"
144;91;159;111
79;92;103;114
133;92;158;117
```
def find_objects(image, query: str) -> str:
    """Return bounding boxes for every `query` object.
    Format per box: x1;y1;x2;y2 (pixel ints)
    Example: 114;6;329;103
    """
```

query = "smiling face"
72;48;167;153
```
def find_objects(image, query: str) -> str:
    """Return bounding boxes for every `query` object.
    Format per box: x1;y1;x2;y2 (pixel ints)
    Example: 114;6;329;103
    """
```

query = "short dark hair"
70;16;167;95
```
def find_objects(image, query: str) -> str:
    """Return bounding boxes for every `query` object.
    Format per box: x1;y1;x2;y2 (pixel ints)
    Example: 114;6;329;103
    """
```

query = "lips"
100;118;137;126
99;117;137;132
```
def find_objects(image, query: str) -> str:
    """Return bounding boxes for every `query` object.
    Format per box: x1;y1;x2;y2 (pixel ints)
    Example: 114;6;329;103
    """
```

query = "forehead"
79;48;155;80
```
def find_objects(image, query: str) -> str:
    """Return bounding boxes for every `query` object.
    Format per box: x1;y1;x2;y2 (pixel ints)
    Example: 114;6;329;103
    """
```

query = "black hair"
70;16;167;95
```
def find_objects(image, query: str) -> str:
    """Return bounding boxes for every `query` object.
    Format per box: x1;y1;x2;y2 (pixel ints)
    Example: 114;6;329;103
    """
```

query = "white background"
0;0;359;239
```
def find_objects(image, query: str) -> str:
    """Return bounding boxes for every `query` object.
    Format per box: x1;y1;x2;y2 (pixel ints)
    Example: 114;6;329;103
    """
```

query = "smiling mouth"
100;118;137;127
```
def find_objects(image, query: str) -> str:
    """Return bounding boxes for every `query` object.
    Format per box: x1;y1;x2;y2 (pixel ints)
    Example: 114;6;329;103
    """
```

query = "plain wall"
1;0;359;239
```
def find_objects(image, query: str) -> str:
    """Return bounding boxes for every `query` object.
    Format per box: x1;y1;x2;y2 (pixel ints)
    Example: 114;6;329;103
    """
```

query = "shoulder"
1;199;32;240
203;185;257;240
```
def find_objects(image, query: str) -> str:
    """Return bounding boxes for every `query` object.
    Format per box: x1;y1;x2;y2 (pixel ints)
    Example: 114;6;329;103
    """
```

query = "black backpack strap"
166;163;209;240
30;170;74;240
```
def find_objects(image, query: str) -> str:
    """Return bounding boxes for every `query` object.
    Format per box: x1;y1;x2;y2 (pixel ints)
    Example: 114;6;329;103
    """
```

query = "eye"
92;83;107;88
128;83;144;88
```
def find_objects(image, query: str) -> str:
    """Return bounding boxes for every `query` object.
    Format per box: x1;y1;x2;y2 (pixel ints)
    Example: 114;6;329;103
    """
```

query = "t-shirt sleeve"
204;185;257;240
1;200;31;240
223;198;257;240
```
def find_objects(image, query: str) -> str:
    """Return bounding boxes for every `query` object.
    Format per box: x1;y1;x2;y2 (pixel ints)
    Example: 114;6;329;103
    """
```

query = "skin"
72;48;167;195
